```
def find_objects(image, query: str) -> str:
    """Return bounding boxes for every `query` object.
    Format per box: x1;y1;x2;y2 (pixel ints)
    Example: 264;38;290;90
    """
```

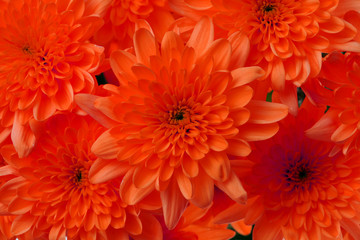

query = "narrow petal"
11;213;35;235
120;171;155;205
216;171;247;204
110;50;136;85
91;129;119;159
134;28;158;66
89;158;130;184
199;151;230;182
11;112;35;158
75;94;119;128
134;213;163;240
32;93;56;121
187;16;214;57
191;169;214;208
247;100;288;124
231;66;265;87
161;178;188;230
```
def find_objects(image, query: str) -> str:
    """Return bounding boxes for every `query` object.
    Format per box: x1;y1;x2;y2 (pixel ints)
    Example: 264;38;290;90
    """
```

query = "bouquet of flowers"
0;0;359;239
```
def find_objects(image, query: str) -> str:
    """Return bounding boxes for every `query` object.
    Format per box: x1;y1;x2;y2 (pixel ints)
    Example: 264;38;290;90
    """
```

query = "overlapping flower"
0;0;359;239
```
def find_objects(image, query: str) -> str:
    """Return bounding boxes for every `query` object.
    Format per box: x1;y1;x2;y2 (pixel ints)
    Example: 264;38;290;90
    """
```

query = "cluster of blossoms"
1;0;360;239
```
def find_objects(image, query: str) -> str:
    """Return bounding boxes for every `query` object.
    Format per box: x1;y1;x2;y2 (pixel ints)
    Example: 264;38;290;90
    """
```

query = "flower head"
93;0;174;55
169;0;360;114
216;100;360;240
0;0;105;157
306;51;360;155
76;17;288;229
0;113;162;240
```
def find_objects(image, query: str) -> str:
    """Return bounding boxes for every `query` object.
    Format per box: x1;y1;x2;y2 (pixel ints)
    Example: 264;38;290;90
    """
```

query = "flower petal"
161;178;188;230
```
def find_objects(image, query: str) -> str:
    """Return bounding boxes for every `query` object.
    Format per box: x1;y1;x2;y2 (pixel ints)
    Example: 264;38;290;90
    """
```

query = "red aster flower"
306;51;360;155
215;100;360;240
76;17;288;229
0;0;105;157
0;113;162;240
169;0;360;114
93;0;175;56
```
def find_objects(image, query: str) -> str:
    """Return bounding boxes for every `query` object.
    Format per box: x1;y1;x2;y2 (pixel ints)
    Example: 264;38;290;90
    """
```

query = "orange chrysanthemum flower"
76;17;288;229
215;100;360;240
93;0;174;55
306;51;360;155
0;0;105;157
0;113;162;240
169;0;360;114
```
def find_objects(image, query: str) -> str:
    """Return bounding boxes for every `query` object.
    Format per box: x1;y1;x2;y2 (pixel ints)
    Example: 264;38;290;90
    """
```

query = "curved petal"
89;158;130;184
187;16;214;57
161;178;188;230
134;28;158;66
91;129;119;159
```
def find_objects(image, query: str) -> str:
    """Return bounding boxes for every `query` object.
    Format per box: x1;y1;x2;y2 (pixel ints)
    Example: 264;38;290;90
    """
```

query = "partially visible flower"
0;113;162;240
93;0;175;56
76;17;288;229
161;203;235;240
215;100;360;240
0;0;105;157
306;51;360;155
169;0;360;114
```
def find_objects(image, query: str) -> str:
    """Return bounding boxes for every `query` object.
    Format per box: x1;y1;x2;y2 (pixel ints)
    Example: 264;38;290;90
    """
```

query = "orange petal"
187;16;214;57
124;212;142;236
331;123;357;142
216;171;247;204
134;28;158;66
191;169;214;208
161;31;184;64
11;113;35;158
225;85;253;108
238;123;279;141
199;151;230;182
133;166;158;189
11;213;35;235
54;80;73;110
229;31;250;68
270;60;285;91
176;170;193;200
120;170;155;205
75;94;119;128
32;93;56;121
91;129;119;159
97;214;111;231
247;100;288;124
332;0;360;17
207;135;228;152
110;50;136;85
203;39;231;69
8;197;33;215
134;213;163;240
226;139;251;157
305;109;340;141
160;178;188;230
252;217;282;240
231;66;265;87
89;158;130;184
182;154;199;177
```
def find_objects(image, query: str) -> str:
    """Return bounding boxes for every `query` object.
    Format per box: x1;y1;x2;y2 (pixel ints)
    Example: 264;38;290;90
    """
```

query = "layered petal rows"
0;0;360;239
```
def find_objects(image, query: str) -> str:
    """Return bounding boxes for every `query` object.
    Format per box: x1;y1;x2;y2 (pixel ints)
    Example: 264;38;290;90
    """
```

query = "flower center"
263;4;275;12
72;166;87;186
22;45;33;55
168;106;191;125
283;156;315;190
